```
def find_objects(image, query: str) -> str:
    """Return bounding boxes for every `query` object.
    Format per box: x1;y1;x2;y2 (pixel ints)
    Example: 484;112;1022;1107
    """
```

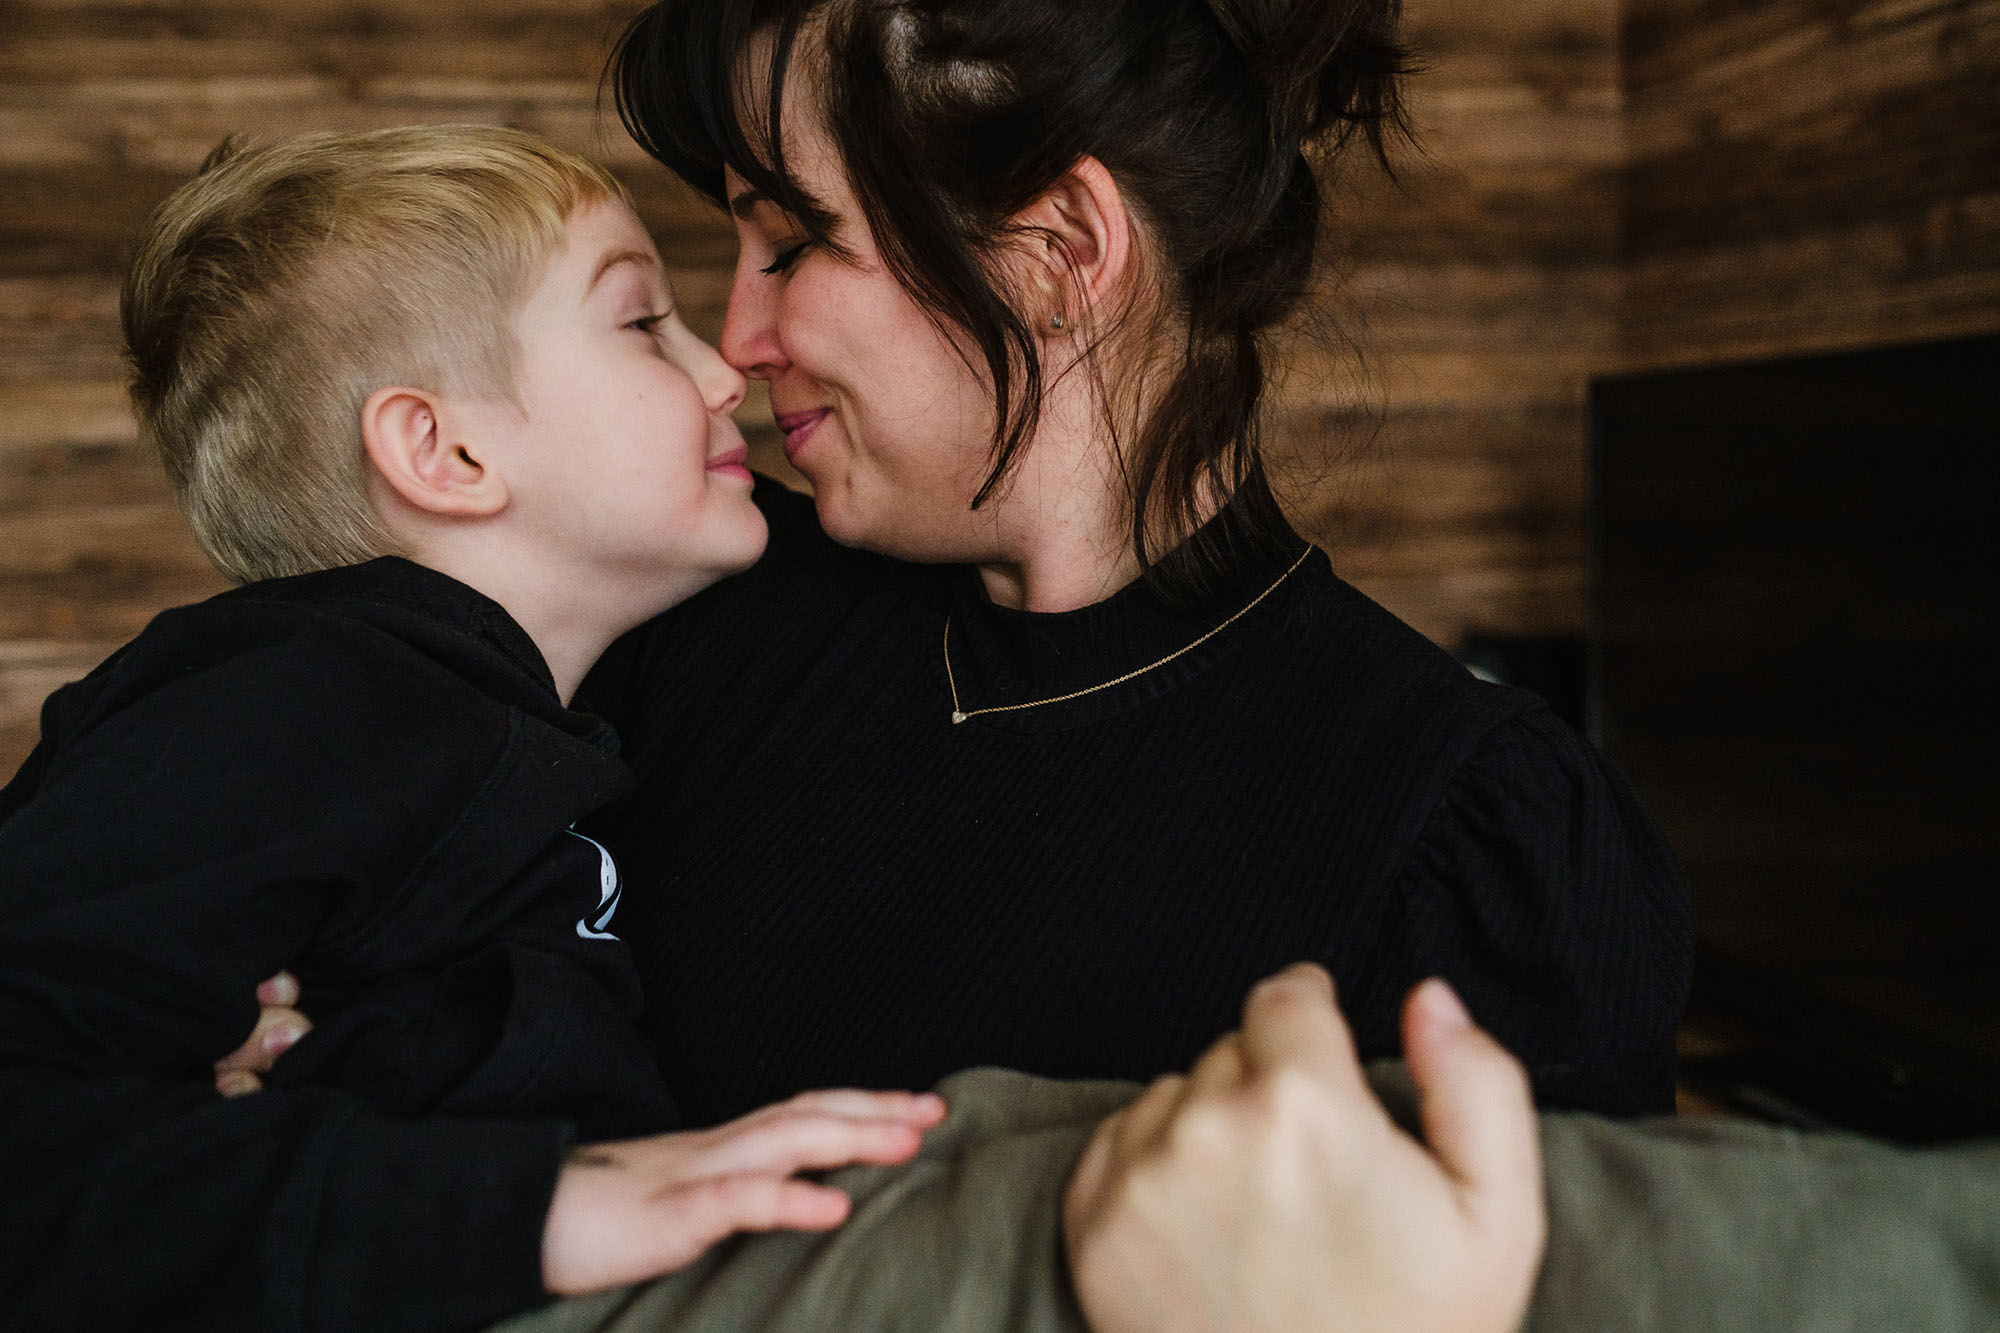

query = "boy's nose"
703;357;748;417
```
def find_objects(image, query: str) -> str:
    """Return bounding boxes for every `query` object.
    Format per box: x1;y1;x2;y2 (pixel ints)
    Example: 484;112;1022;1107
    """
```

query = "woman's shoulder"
1394;699;1692;1113
1269;567;1690;1112
1273;562;1543;767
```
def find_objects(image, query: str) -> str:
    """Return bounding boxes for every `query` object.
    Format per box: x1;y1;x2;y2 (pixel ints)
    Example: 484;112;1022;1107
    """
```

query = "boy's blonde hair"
122;124;631;584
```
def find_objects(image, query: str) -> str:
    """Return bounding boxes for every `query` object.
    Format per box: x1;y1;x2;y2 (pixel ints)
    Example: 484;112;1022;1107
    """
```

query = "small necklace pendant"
938;544;1311;732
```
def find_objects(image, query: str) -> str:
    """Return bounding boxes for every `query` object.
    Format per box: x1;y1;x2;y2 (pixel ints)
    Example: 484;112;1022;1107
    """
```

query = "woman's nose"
719;256;786;380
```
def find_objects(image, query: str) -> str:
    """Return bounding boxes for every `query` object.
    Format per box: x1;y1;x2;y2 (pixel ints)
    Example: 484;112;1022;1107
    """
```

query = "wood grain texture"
1309;0;1621;642
0;0;1626;774
1621;0;2000;365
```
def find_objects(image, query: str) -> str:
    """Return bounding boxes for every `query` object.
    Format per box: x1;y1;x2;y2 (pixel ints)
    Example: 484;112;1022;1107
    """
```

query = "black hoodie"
0;557;674;1332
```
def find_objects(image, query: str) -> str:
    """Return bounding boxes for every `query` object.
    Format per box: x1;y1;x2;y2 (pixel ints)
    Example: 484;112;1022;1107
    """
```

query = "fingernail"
263;1023;305;1055
1421;978;1471;1029
1261;962;1333;996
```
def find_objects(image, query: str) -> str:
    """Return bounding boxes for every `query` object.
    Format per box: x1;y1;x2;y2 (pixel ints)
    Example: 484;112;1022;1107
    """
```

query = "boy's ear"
361;386;508;518
1012;155;1133;330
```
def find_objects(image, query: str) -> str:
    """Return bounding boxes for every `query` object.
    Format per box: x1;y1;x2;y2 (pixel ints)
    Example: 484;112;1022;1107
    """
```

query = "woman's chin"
808;485;874;550
807;475;987;564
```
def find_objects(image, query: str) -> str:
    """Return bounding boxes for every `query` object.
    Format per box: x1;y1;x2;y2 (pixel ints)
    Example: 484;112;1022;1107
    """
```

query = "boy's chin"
718;507;771;574
662;512;771;605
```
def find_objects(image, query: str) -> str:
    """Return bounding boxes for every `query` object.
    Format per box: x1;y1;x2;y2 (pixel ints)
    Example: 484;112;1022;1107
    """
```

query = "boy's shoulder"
7;558;583;837
2;557;629;927
47;558;524;741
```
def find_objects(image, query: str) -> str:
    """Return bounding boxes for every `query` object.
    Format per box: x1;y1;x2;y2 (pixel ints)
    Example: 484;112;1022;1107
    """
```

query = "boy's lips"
706;444;752;481
774;408;830;461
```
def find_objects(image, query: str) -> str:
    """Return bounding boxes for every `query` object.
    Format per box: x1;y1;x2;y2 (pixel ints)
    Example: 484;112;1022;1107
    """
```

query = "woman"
580;0;1690;1125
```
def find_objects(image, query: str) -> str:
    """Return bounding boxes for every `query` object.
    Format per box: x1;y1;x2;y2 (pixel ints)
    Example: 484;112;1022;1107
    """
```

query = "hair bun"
1200;0;1409;143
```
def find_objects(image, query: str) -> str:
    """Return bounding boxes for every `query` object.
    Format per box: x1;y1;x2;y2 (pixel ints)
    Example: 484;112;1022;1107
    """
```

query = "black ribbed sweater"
583;481;1691;1125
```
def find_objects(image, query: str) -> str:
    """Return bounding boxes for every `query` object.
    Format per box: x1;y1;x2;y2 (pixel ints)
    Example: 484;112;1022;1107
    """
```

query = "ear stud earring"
1050;313;1066;330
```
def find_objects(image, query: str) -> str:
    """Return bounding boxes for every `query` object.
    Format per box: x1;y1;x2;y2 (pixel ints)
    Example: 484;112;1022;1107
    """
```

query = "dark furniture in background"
1590;332;2000;1141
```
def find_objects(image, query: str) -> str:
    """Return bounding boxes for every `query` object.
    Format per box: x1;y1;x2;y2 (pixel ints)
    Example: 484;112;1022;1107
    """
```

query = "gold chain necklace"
943;544;1313;725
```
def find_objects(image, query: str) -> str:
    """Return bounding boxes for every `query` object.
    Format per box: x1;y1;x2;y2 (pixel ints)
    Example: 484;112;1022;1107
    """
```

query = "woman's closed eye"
760;241;810;276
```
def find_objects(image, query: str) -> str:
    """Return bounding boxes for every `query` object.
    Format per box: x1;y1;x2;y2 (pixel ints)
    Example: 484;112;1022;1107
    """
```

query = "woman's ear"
1015;155;1133;329
360;386;509;518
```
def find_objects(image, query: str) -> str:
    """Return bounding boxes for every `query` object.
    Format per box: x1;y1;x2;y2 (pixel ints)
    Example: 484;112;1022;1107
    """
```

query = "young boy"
0;125;941;1332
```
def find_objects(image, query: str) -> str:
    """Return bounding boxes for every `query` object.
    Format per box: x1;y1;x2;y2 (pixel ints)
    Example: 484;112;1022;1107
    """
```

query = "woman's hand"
213;971;312;1097
541;1087;947;1294
1062;964;1545;1333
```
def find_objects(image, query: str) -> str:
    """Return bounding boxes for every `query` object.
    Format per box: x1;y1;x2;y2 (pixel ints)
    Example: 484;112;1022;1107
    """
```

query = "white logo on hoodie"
568;829;622;941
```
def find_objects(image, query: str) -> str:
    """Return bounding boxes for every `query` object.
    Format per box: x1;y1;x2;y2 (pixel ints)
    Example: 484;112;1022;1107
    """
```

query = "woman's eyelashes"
759;241;809;276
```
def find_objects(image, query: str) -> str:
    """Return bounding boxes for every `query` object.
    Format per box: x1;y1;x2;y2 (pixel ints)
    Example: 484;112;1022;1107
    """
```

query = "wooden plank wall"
0;0;1621;776
1281;0;1623;648
1622;0;2000;366
0;0;650;773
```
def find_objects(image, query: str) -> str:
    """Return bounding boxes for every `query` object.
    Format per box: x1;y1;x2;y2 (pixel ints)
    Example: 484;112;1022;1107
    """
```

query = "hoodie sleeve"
0;1070;566;1332
0;601;572;1331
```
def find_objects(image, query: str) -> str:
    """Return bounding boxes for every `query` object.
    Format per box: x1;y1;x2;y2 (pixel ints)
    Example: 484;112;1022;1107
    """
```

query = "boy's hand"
214;971;312;1097
541;1087;947;1294
1062;965;1545;1333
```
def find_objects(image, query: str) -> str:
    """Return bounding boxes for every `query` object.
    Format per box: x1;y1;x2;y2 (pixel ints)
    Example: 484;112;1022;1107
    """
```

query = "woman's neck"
967;350;1233;613
971;461;1230;615
975;543;1142;613
960;385;1131;610
969;451;1145;612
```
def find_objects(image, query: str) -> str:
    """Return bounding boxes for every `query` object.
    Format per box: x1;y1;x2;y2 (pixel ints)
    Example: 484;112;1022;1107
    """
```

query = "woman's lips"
774;408;830;462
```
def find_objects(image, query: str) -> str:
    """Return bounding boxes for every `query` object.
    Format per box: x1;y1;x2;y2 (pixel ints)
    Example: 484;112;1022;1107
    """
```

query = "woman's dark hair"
611;0;1410;607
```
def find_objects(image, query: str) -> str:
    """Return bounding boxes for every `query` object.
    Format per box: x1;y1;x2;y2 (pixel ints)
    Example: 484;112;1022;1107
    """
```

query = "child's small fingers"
754;1179;854;1232
701;1113;927;1176
213;1008;310;1076
666;1175;852;1245
771;1088;947;1124
216;1069;262;1098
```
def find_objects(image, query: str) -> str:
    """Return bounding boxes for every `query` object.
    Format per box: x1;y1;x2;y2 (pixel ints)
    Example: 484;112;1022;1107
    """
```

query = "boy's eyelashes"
626;312;670;335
